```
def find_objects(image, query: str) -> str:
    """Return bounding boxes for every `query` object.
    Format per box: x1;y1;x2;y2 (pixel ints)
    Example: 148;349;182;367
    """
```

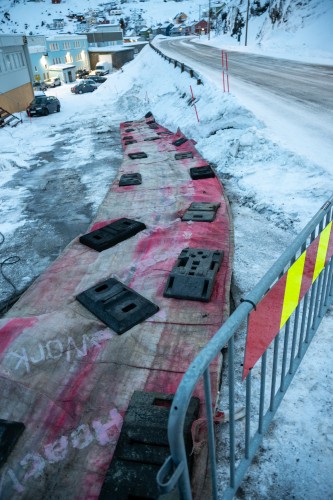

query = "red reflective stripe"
242;274;287;380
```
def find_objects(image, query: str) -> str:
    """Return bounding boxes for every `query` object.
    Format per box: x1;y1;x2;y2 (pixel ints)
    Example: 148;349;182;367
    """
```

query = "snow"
1;0;333;498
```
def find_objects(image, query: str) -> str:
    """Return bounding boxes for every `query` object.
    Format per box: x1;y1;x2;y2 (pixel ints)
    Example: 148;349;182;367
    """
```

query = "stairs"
0;107;22;128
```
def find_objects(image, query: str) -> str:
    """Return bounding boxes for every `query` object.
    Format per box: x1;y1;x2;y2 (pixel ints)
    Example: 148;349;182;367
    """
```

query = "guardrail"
149;42;203;85
157;194;333;498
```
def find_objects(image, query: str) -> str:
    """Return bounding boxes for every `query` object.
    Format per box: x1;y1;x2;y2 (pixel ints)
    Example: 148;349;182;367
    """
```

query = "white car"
44;77;61;88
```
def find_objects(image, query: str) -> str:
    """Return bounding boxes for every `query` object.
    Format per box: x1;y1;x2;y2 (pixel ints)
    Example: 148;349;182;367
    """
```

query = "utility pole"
245;0;250;46
208;0;211;40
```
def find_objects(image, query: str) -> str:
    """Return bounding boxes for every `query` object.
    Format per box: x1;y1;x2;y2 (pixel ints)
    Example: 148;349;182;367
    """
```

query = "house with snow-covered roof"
28;34;90;84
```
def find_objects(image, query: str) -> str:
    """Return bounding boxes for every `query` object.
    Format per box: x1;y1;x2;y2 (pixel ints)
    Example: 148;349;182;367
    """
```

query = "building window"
4;54;12;71
49;43;59;51
52;57;62;64
0;51;25;72
63;42;71;50
74;41;81;48
18;52;25;66
65;53;73;63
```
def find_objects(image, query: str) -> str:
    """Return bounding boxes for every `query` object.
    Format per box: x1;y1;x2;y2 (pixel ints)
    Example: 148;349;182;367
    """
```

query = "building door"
68;71;73;82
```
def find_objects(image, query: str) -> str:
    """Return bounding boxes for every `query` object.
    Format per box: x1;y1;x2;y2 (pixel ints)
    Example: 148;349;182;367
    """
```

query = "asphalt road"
158;37;333;109
156;38;333;169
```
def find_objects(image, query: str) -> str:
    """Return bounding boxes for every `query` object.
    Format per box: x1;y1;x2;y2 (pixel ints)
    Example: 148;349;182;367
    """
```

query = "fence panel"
157;195;333;499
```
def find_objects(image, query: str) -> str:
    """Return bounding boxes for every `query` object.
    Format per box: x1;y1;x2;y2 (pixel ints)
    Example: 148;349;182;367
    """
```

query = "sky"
1;0;333;498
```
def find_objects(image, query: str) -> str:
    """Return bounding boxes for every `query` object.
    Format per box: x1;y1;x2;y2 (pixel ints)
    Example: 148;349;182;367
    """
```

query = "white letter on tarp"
71;424;94;450
44;436;68;463
92;409;123;446
20;453;46;481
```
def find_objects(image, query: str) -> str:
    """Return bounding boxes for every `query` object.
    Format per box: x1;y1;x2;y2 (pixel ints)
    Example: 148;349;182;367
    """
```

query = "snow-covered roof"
88;46;131;53
48;63;76;70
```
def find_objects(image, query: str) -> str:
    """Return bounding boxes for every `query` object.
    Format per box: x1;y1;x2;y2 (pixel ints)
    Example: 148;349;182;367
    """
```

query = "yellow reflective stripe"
280;251;306;329
312;222;332;283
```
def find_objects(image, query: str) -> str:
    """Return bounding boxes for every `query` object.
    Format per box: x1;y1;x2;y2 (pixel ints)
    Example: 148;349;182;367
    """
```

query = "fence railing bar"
305;282;317;343
324;258;333;307
269;334;280;411
319;265;330;315
298;293;309;358
312;272;324;329
203;368;218;500
228;335;236;488
289;304;300;374
245;371;251;459
280;319;290;392
258;352;267;434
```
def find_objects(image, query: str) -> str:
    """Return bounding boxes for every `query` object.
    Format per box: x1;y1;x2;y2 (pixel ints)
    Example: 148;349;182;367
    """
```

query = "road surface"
156;37;333;170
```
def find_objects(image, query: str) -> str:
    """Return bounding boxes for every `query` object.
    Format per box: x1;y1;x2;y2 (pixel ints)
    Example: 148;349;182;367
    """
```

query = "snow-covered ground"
1;0;333;498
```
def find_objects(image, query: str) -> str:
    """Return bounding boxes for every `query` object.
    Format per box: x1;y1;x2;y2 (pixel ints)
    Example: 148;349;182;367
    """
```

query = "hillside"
1;0;332;57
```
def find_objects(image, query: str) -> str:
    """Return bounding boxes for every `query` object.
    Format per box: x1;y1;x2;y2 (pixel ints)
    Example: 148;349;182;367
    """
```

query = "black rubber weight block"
181;202;221;222
175;151;193;160
172;137;188;147
76;278;159;334
188;202;221;212
157;131;173;136
190;165;215;179
182;210;217;222
119;173;142;186
98;391;199;499
164;247;224;302
79;218;146;252
128;152;148;159
0;419;25;468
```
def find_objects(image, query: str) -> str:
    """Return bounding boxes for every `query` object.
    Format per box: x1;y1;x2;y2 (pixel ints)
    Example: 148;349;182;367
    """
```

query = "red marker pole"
190;85;200;123
222;50;225;92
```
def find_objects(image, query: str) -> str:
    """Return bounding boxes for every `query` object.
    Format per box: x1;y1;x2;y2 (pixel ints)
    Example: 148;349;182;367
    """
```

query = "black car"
76;69;89;78
26;95;61;116
71;82;97;94
33;81;48;91
84;75;107;84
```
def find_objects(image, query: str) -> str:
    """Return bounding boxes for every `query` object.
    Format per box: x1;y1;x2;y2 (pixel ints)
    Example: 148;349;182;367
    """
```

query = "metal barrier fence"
149;42;203;85
157;194;333;499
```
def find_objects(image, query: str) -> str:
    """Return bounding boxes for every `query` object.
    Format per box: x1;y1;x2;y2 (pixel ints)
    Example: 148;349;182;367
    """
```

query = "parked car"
71;82;97;94
76;69;89;79
33;81;48;91
26;95;61;116
85;75;107;84
76;78;99;86
44;77;61;88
